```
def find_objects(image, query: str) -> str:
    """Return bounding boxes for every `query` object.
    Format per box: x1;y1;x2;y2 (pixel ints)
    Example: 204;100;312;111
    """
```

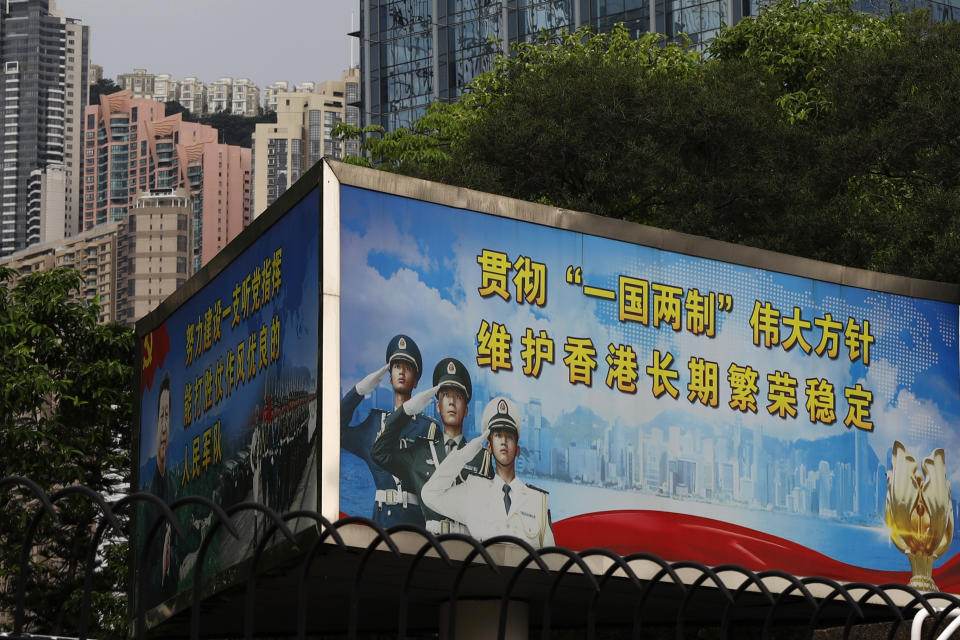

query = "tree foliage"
88;78;122;106
0;267;135;638
337;0;960;285
163;100;273;146
198;109;275;147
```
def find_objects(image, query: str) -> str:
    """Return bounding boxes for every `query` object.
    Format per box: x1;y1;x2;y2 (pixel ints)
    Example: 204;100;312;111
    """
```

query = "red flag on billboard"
141;323;170;394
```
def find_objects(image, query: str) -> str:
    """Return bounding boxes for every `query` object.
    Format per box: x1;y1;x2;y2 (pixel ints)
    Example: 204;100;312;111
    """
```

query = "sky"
54;0;358;89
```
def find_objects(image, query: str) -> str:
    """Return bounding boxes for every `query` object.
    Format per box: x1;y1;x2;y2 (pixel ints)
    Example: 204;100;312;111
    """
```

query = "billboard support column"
439;600;529;640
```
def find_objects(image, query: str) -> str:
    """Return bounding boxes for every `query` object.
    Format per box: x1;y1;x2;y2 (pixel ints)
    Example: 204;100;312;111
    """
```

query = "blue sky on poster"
339;186;960;481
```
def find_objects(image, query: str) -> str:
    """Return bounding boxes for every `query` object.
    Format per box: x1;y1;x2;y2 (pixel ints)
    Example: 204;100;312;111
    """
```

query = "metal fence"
3;475;960;640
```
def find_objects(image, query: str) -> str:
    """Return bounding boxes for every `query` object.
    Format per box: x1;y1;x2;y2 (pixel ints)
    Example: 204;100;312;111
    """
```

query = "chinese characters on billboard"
338;184;960;591
136;188;319;612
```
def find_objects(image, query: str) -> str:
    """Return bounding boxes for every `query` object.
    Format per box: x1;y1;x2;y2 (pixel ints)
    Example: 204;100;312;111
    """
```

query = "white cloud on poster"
348;211;437;273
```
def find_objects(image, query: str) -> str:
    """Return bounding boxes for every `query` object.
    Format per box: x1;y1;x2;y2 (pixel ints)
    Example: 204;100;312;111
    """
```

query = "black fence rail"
2;476;960;640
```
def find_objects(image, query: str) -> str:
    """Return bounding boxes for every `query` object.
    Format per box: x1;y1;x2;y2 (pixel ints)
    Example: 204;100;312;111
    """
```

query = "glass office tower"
360;0;960;132
359;0;736;131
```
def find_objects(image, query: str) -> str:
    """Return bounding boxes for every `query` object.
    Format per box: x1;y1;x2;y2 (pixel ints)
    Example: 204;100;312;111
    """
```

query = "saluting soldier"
371;357;491;535
421;396;555;548
341;334;433;526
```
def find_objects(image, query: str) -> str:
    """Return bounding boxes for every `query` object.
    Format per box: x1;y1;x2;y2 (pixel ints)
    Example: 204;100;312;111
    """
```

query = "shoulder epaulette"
479;449;492;477
467;470;492;481
526;483;549;495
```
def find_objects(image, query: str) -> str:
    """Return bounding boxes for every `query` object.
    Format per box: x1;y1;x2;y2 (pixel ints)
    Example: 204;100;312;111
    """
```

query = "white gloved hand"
469;427;491;448
402;384;440;416
355;363;390;396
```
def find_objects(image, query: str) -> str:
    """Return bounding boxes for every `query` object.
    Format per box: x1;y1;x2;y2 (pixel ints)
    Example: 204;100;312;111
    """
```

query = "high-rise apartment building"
0;221;121;324
231;78;260;116
0;0;88;256
153;73;180;103
208;77;233;113
194;143;252;266
250;68;360;215
27;164;66;246
0;187;195;326
359;0;960;131
83;90;251;269
117;68;156;99
116;188;193;323
180;76;207;114
263;81;290;113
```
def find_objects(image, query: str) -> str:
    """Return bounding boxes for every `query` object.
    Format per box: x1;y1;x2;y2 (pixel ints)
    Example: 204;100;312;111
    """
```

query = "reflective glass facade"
361;0;960;131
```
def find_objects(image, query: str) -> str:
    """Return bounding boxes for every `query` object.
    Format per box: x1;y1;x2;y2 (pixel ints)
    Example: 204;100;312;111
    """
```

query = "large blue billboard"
136;188;319;613
338;183;960;592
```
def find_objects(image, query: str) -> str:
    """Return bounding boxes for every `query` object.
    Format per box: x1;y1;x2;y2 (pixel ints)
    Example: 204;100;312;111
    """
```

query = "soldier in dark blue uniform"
371;358;491;535
341;334;435;526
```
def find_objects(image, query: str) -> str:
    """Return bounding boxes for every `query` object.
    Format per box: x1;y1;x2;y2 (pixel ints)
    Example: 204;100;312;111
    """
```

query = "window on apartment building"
87;114;94;128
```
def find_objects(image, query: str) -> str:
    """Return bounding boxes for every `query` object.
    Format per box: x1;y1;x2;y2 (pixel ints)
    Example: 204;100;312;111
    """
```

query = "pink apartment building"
83;90;251;270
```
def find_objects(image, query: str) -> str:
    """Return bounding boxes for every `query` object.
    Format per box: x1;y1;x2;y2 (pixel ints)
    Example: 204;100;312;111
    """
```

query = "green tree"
199;110;275;147
0;267;135;638
164;99;197;122
89;78;122;106
709;0;905;122
794;13;960;281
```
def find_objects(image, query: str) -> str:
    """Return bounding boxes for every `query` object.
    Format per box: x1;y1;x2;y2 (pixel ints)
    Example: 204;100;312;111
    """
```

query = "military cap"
386;334;422;376
481;396;521;439
432;357;472;402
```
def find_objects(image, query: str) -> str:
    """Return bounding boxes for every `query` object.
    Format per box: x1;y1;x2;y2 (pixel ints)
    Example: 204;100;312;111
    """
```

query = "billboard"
333;169;960;592
135;186;319;616
135;161;960;619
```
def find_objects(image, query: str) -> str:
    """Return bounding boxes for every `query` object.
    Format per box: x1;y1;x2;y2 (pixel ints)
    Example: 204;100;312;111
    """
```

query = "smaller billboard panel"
136;187;319;614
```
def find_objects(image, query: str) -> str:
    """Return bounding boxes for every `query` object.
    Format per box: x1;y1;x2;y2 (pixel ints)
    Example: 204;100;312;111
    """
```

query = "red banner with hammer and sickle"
141;323;170;394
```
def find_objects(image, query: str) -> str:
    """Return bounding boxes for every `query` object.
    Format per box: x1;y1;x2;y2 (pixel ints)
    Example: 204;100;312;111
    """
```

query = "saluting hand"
470;426;491;449
402;384;440;416
355;363;390;396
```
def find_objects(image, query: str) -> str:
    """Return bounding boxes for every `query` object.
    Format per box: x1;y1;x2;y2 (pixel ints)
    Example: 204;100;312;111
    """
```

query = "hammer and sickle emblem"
142;333;153;369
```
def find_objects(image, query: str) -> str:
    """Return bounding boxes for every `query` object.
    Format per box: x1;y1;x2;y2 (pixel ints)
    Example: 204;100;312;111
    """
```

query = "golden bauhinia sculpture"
885;441;954;592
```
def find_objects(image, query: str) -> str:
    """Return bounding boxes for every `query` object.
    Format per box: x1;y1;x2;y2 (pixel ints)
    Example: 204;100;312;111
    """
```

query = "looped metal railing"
2;476;959;640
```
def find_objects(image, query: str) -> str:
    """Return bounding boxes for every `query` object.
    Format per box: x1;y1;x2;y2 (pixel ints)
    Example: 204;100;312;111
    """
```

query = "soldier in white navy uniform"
422;396;555;548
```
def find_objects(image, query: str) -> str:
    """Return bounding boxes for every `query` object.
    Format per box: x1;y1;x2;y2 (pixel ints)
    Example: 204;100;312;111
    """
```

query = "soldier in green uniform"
371;357;491;534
